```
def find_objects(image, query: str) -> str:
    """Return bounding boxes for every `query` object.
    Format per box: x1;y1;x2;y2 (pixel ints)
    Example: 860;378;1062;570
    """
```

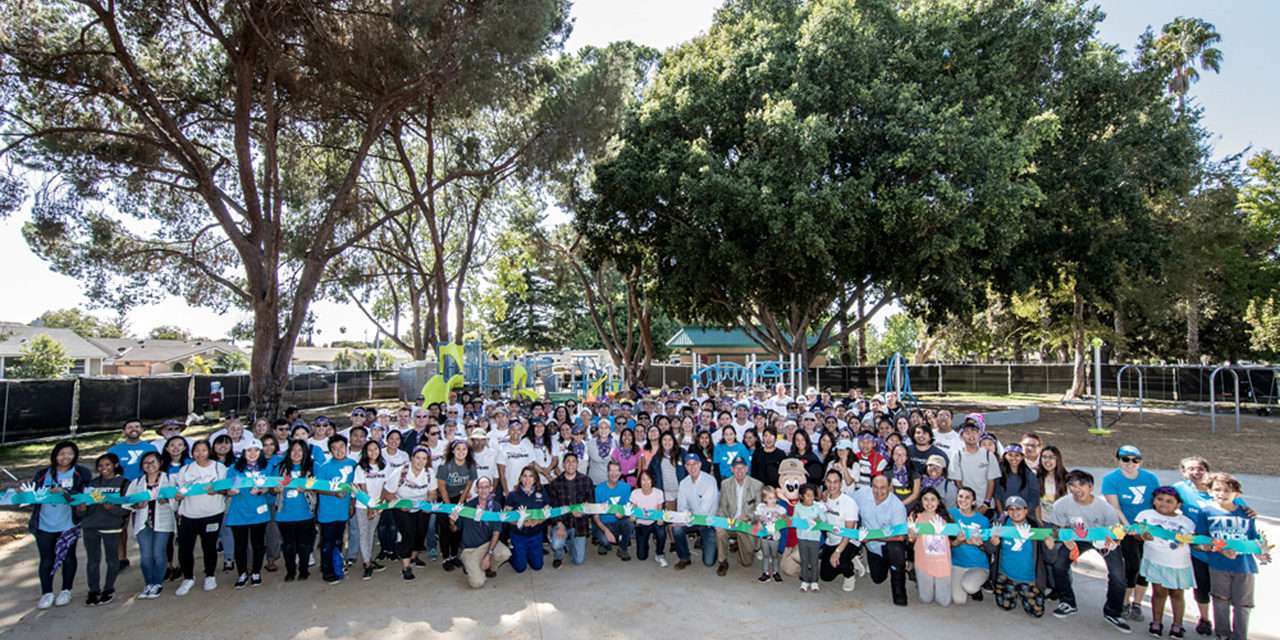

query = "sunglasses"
1119;456;1142;464
428;431;440;436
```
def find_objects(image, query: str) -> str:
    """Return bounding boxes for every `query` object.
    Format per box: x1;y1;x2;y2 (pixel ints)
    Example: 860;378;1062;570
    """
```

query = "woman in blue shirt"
713;425;750;480
273;439;316;582
30;441;92;610
948;486;991;605
505;466;550;573
225;438;272;588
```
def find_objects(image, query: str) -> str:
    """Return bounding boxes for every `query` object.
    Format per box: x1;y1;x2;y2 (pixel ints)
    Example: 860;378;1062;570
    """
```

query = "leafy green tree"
148;325;192;341
11;333;71;379
2;0;573;416
1151;17;1223;116
581;0;1102;380
33;308;126;338
215;350;250;373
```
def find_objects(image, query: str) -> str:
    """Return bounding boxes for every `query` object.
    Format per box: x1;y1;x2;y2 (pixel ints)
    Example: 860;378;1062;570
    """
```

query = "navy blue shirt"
460;495;504;549
504;485;550;536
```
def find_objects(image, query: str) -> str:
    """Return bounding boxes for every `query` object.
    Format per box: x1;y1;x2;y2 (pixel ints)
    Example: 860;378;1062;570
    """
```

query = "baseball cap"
1004;496;1028;510
314;416;332;425
1004;444;1024;454
1116;445;1142;459
468;428;488;440
959;419;981;431
835;439;855;451
925;454;947;469
731;457;748;467
682;452;702;465
350;408;366;417
244;437;263;450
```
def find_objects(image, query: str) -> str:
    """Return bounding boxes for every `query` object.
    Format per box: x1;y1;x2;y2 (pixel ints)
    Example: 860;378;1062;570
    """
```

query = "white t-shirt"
472;447;499;482
821;493;860;546
383;449;409;474
948;446;1002;503
497;440;536;492
933;430;963;459
175;460;227;519
210;429;256;455
1134;509;1195;570
352;464;390;510
385;465;435;507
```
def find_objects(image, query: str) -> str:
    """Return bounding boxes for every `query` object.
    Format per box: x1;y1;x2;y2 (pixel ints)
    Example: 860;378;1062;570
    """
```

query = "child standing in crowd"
1197;473;1268;640
794;485;823;592
1135;487;1196;638
949;486;990;605
990;496;1053;617
78;453;129;606
754;486;787;583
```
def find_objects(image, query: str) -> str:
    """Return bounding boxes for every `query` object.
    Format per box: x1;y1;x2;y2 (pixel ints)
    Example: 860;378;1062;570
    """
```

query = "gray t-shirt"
438;461;477;499
1049;494;1121;529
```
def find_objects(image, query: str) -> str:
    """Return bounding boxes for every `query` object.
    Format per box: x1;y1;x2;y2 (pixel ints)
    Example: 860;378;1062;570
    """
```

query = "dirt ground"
976;404;1278;475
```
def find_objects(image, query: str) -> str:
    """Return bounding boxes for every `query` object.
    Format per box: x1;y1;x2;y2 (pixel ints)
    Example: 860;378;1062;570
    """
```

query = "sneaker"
298;570;310;581
597;544;609;556
756;549;763;560
716;561;729;577
412;557;427;568
176;580;195;597
1169;624;1185;639
427;548;439;560
552;558;563;569
443;558;457;572
98;590;114;606
1105;614;1134;634
971;590;984;602
758;572;770;583
1194;621;1212;637
1054;602;1079;618
223;560;234;573
137;586;155;600
203;576;217;591
85;592;100;607
265;561;278;573
843;575;857;592
656;555;669;568
37;593;55;610
362;566;374;581
345;558;355;569
55;590;72;606
151;584;163;598
811;582;820;592
674;560;691;570
235;574;249;590
800;582;811;592
1149;623;1164;638
1128;603;1145;622
402;568;415;581
250;574;262;587
371;561;387;572
618;548;632;562
853;555;868;577
326;576;342;585
773;573;782;583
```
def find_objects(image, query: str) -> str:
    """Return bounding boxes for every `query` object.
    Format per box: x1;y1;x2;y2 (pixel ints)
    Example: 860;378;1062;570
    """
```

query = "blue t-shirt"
109;441;157;481
1173;480;1213;561
275;464;314;523
37;469;76;533
713;442;750;478
1101;468;1161;523
225;466;272;526
594;481;632;524
315;457;356;524
1196;503;1259;574
853;487;907;555
949;508;991;570
999;533;1037;583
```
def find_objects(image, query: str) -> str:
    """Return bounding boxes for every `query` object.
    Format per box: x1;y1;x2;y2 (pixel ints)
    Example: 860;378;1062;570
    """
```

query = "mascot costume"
776;458;808;577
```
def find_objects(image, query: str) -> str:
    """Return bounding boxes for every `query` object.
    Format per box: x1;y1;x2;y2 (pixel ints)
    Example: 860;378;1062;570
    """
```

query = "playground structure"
882;352;917;405
690;352;802;397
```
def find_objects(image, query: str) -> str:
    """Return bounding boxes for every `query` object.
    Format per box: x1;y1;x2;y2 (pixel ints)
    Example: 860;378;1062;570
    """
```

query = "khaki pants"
714;528;756;567
459;543;511;589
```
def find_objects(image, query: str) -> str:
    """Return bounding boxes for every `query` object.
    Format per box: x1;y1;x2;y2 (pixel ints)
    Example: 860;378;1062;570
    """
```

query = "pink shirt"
629;488;665;525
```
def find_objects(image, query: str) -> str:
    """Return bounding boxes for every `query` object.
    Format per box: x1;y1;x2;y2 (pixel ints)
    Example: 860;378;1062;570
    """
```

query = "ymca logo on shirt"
123;449;146;467
1126;486;1147;505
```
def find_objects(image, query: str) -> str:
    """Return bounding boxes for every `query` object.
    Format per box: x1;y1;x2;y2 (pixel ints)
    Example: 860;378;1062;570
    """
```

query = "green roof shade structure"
664;327;819;349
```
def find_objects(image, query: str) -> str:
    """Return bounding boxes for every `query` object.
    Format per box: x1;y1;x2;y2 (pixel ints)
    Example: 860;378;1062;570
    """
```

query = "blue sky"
1;0;1275;343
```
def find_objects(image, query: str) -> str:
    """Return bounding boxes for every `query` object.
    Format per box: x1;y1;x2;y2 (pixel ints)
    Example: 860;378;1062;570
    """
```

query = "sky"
1;0;1275;346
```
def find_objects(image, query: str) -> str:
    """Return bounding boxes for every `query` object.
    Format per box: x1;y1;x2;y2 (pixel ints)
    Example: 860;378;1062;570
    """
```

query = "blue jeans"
219;513;234;563
346;513;361;560
550;524;587;565
136;528;171;586
593;519;635;551
377;511;398;555
635;523;667;561
425;513;438;552
672;525;717;566
509;531;545;572
319;521;346;580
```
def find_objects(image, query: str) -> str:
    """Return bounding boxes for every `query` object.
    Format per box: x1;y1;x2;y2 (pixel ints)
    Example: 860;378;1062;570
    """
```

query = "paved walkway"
0;470;1274;640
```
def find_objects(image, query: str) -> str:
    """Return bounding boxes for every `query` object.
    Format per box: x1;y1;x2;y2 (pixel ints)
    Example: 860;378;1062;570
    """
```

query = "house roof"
89;338;245;364
0;323;112;359
665;326;819;349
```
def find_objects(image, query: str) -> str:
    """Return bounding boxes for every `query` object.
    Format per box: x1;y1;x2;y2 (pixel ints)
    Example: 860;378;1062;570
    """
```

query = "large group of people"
23;384;1267;640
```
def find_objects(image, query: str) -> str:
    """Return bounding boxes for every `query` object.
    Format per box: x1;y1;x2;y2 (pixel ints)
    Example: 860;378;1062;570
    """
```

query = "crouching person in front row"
990;496;1054;617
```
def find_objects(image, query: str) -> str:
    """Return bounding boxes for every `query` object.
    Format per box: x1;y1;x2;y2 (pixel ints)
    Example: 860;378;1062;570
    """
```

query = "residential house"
0;322;110;378
90;338;248;375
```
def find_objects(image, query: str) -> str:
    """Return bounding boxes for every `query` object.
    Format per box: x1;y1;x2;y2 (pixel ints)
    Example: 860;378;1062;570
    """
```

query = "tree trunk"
1113;303;1127;362
1185;291;1201;363
1066;290;1087;399
856;296;867;365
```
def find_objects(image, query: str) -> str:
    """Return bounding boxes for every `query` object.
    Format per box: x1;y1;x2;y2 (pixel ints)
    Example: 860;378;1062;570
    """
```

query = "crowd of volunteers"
22;384;1267;640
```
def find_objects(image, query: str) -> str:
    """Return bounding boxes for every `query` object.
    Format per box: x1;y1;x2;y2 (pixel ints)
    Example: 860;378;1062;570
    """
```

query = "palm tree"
1153;17;1223;116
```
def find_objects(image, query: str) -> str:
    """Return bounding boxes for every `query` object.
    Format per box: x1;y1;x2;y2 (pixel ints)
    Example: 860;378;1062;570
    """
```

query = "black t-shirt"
906;444;948;475
750;446;787;488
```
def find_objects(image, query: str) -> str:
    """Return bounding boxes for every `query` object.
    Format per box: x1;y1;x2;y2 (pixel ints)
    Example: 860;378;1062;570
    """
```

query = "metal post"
1007;364;1013;396
2;381;9;444
938;364;943;394
1116;365;1145;422
874;365;880;393
368;370;374;401
70;377;81;434
136;377;143;420
1209;366;1241;434
333;371;339;406
1093;342;1103;433
692;352;699;398
187;375;195;418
